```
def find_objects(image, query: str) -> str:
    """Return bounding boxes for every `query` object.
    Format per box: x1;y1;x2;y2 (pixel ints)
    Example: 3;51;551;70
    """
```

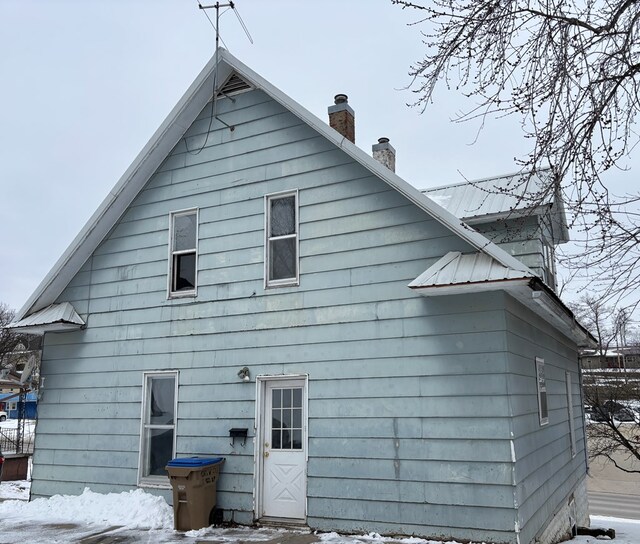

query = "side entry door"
260;378;307;520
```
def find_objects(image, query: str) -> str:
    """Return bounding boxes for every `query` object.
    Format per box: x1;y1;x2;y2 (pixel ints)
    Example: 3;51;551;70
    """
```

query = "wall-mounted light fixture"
237;366;251;382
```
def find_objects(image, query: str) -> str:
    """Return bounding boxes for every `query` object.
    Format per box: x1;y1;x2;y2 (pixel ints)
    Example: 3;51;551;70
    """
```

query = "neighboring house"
424;172;568;292
8;50;594;544
0;392;38;419
580;347;640;370
0;334;42;395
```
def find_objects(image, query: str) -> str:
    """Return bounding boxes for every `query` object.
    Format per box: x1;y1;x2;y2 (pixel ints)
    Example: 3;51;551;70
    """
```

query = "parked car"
0;410;7;422
612;407;636;422
587;405;609;423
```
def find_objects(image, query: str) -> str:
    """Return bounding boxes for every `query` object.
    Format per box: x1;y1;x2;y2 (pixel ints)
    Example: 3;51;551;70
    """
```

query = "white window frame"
138;371;179;488
536;357;549;426
168;208;199;298
264;190;299;288
565;371;576;457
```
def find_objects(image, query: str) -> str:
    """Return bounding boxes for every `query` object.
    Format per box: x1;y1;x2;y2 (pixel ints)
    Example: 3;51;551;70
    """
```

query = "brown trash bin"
165;457;225;531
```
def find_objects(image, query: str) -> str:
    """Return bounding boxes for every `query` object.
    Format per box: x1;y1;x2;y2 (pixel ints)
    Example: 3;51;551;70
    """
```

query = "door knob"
264;451;270;458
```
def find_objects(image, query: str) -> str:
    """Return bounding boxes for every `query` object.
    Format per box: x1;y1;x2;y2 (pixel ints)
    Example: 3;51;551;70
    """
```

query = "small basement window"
536;357;549;426
265;191;299;287
169;209;198;297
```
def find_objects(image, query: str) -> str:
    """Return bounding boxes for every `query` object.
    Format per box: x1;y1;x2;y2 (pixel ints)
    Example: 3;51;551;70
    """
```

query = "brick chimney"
328;94;355;143
372;137;396;172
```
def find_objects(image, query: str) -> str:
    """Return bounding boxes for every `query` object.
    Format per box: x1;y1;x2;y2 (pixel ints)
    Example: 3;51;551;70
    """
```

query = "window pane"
174;213;197;251
149;377;175;425
292;430;302;450
269;238;296;281
174;253;196;292
292;408;302;428
272;429;281;449
270;196;295;236
540;391;548;419
283;388;292;408
145;428;174;476
281;429;292;449
272;389;281;408
292;388;302;408
282;408;292;428
272;410;282;430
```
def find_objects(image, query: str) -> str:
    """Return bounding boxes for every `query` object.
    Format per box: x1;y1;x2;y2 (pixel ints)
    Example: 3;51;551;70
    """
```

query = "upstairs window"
536;357;549;426
169;209;198;297
265;191;299;287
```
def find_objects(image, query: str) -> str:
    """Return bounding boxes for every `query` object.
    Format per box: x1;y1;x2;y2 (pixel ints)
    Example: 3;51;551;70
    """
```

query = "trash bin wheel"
210;507;223;526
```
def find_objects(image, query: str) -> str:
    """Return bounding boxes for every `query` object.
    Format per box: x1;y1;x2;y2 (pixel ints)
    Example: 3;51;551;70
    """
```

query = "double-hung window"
139;371;178;486
265;191;299;287
169;209;198;296
536;357;549;426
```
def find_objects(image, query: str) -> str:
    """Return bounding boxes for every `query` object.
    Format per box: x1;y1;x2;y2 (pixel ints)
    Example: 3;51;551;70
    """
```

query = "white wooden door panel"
261;380;306;520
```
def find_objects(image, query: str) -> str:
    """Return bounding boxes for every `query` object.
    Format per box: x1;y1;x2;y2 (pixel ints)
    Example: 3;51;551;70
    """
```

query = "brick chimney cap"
334;94;348;104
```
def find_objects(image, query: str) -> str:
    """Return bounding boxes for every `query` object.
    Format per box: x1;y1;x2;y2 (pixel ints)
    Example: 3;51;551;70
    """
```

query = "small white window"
169;209;198;297
536;357;549;426
139;372;178;487
265;191;299;287
565;372;576;457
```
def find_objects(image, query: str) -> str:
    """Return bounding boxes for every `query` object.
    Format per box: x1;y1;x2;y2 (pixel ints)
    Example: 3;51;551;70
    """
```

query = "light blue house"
10;50;594;544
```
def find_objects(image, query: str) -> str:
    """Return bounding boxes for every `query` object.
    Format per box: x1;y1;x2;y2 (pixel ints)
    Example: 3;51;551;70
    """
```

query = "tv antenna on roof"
198;2;253;53
189;2;253;149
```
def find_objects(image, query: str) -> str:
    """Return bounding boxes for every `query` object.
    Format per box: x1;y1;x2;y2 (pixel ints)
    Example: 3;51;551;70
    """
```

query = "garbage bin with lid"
165;457;225;531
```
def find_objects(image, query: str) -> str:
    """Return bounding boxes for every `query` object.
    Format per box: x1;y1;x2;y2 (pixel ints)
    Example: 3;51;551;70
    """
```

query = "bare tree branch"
394;0;640;304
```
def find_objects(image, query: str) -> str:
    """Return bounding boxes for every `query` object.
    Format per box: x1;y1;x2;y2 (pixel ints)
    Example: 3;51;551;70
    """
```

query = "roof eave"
17;48;535;320
410;277;595;348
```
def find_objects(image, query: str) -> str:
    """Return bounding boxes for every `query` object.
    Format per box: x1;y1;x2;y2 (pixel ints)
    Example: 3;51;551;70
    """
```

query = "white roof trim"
17;48;533;321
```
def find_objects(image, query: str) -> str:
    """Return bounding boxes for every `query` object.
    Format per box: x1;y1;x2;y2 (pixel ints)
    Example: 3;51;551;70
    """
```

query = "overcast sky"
1;1;636;315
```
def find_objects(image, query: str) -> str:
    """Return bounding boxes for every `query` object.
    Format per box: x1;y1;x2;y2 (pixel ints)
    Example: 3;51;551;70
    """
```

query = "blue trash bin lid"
166;457;224;467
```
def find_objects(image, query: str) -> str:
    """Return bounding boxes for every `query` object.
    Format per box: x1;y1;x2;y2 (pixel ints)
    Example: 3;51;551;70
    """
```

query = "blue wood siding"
29;88;579;543
503;294;586;544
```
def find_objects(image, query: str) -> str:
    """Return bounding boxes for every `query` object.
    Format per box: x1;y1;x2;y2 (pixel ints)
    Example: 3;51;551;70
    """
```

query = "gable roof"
423;170;570;243
17;49;535;321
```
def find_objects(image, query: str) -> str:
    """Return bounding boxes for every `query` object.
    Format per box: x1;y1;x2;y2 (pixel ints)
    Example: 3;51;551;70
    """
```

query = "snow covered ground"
0;484;637;543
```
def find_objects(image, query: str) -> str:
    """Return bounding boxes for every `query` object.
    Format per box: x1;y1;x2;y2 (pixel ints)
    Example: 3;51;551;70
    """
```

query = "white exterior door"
259;378;307;520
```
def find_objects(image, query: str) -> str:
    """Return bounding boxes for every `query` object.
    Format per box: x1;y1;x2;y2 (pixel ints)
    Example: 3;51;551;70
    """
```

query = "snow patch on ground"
0;486;639;544
0;480;30;501
0;487;173;529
